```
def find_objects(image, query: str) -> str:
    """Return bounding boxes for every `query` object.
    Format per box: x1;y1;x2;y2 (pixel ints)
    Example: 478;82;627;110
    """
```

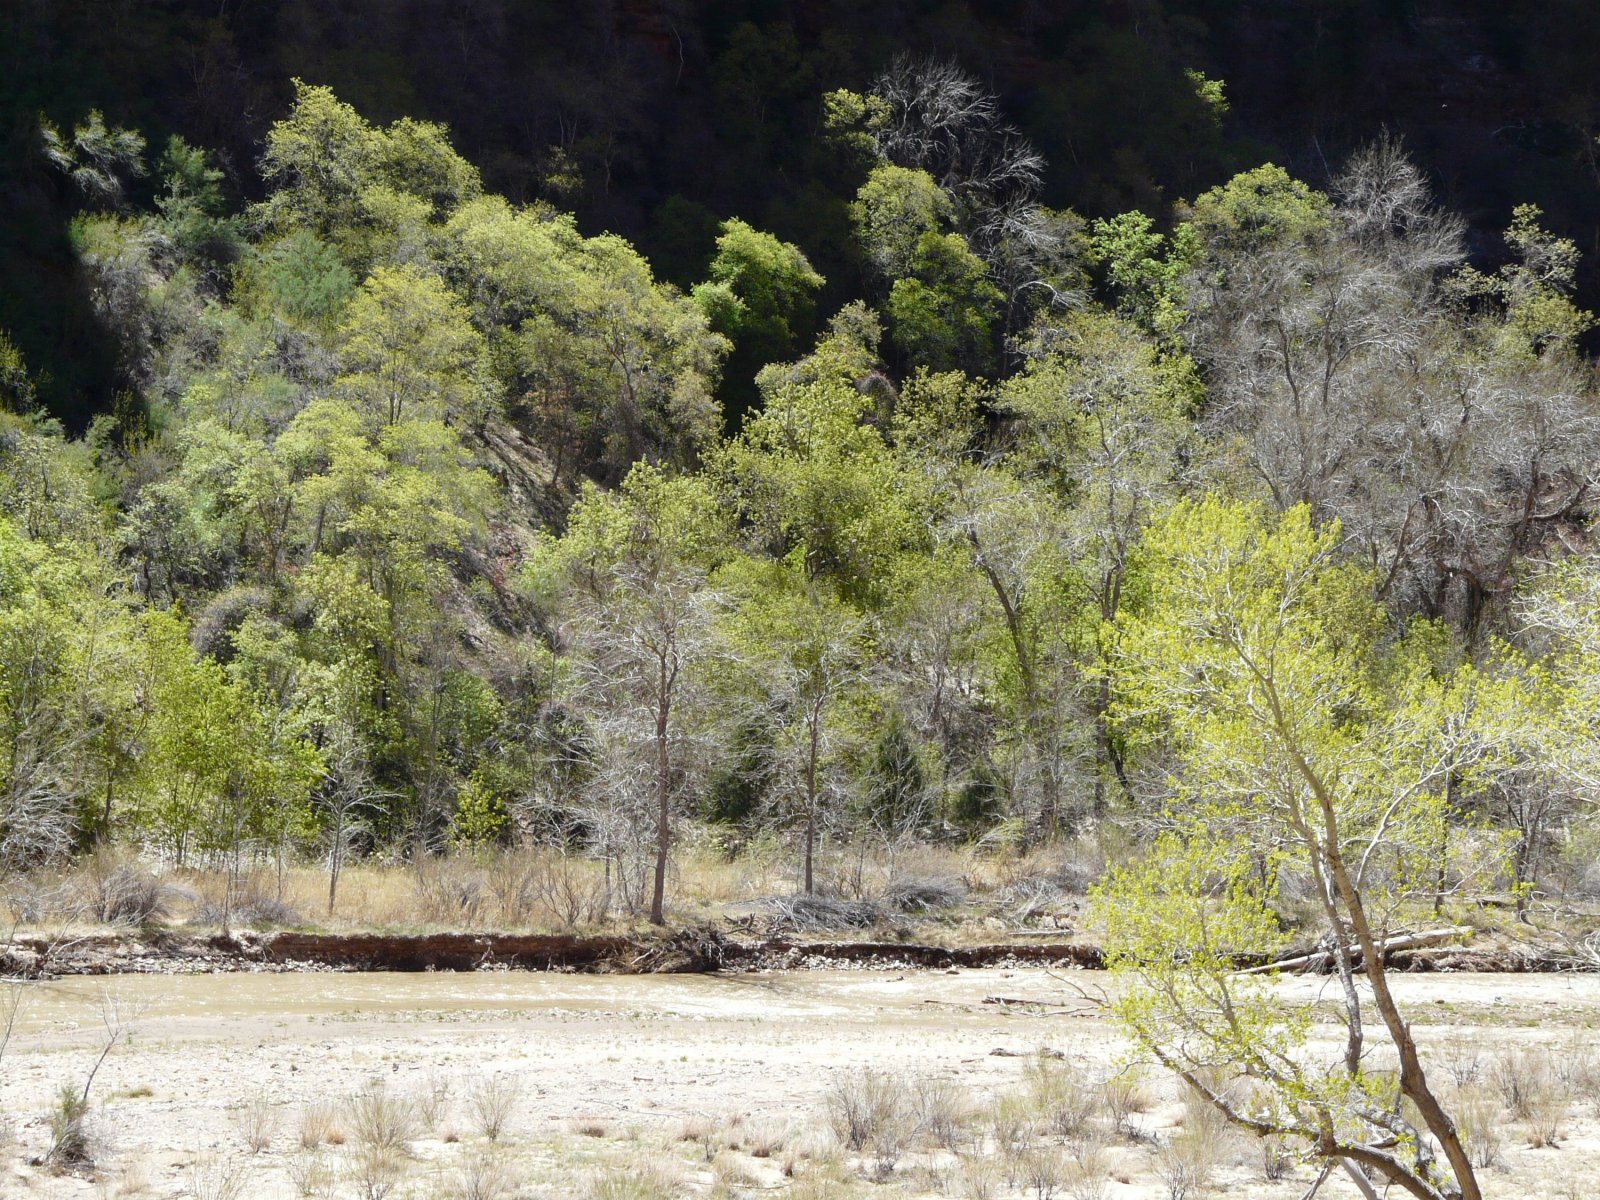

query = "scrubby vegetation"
5;36;1600;1200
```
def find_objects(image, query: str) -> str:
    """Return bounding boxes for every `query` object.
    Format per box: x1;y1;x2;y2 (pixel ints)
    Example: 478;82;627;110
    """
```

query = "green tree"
335;263;493;430
1100;497;1494;1200
693;218;823;416
717;558;868;894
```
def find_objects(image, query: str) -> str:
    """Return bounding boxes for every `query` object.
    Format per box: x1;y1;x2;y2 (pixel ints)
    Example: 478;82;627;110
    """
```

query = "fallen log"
1236;926;1475;976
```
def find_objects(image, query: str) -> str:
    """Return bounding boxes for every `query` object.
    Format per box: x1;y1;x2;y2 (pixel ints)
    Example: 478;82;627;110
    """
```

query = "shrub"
468;1073;521;1142
299;1099;341;1148
825;1068;908;1152
909;1074;972;1148
347;1083;417;1152
45;1084;92;1170
348;1147;406;1200
229;1090;277;1153
184;1154;247;1200
1024;1054;1098;1137
451;1146;514;1200
1454;1084;1502;1169
1154;1131;1215;1200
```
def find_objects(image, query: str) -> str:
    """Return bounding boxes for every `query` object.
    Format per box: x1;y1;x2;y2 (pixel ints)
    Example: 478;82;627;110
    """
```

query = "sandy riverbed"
2;968;1596;1198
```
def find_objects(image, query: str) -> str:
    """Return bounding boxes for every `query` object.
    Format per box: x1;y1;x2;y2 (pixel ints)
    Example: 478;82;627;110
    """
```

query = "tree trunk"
804;705;821;896
1318;794;1480;1200
649;656;672;926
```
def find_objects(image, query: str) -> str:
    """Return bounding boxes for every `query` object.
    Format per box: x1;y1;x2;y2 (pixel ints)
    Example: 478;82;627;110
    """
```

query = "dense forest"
6;10;1600;1196
0;2;1597;916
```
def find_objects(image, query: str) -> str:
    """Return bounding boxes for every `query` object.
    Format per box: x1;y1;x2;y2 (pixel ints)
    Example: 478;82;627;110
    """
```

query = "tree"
1099;497;1494;1200
717;559;868;894
1000;309;1193;810
531;464;731;924
694;218;824;373
444;196;726;482
335;264;493;430
717;312;926;610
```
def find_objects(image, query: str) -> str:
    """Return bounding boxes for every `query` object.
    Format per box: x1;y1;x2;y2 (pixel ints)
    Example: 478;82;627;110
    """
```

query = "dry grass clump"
415;1070;453;1131
184;1154;248;1200
347;1082;418;1153
572;1117;609;1138
909;1074;974;1149
1063;1143;1111;1200
711;1149;762;1188
449;1145;515;1200
298;1099;342;1148
286;1149;338;1199
825;1068;915;1180
1489;1044;1570;1146
1100;1068;1155;1138
1452;1083;1503;1169
588;1160;683;1199
743;1120;789;1158
1154;1130;1216;1200
956;1151;1003;1200
348;1146;407;1200
1014;1144;1068;1199
1024;1053;1100;1137
826;1068;907;1152
1433;1037;1483;1088
988;1092;1036;1160
467;1073;521;1142
229;1089;277;1153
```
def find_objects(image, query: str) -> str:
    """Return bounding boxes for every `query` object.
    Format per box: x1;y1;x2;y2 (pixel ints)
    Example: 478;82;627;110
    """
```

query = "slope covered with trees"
7;43;1600;1198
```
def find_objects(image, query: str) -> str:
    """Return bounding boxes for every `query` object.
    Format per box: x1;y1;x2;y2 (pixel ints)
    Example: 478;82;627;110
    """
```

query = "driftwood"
1236;926;1475;976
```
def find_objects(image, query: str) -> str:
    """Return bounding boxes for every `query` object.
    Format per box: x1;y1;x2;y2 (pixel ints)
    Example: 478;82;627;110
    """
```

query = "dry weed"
183;1155;248;1200
467;1073;521;1142
450;1145;515;1200
229;1090;277;1153
286;1150;338;1199
1154;1131;1215;1200
347;1083;417;1153
1024;1053;1099;1137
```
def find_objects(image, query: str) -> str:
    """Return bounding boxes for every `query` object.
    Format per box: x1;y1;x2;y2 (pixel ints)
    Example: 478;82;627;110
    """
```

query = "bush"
1024;1054;1099;1137
298;1099;339;1148
45;1084;91;1169
185;1154;247;1200
229;1090;277;1153
82;859;174;925
826;1068;909;1153
467;1073;521;1142
1154;1131;1215;1200
880;874;966;913
347;1083;417;1152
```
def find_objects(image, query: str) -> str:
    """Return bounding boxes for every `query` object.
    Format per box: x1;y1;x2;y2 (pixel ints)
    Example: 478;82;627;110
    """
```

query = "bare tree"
867;56;1079;329
320;731;390;916
1186;140;1598;634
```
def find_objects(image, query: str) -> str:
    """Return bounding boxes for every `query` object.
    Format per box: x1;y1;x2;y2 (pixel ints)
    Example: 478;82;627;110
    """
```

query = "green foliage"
1186;164;1332;258
1453;204;1595;356
719;338;926;608
886;231;1002;375
695;218;823;365
243;231;356;325
335;263;492;429
1102;497;1504;1195
256;80;481;267
852;165;950;281
0;333;38;412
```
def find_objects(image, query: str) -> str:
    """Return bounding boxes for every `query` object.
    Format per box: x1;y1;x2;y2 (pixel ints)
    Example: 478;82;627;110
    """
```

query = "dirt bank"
1;925;1580;979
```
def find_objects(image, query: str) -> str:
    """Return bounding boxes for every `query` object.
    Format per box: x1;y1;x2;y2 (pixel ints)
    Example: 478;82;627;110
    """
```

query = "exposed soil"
5;969;1600;1199
1;925;1577;980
